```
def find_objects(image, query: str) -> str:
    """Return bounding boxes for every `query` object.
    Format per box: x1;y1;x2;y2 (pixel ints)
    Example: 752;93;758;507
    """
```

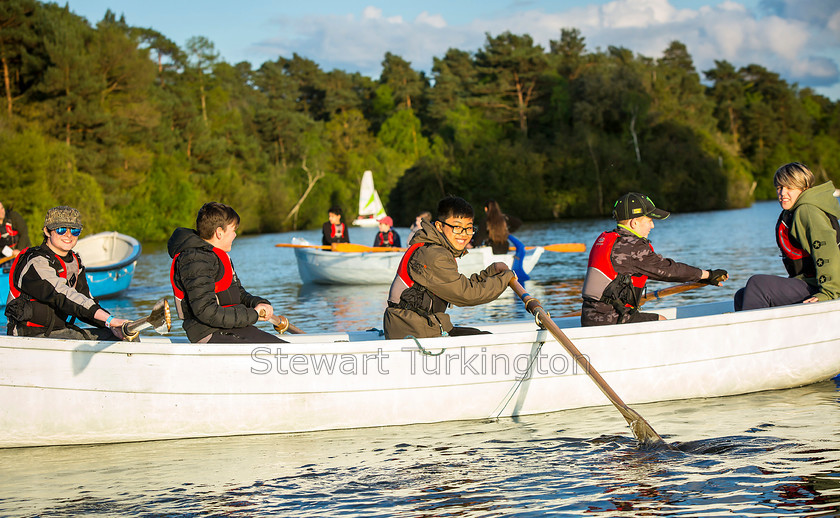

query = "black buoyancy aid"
7;246;83;330
581;231;649;311
375;231;395;247
387;243;447;315
776;209;840;278
331;223;346;240
170;247;238;319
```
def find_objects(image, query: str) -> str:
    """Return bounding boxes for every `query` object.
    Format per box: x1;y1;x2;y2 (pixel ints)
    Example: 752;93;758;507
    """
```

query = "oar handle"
121;298;172;342
259;310;305;334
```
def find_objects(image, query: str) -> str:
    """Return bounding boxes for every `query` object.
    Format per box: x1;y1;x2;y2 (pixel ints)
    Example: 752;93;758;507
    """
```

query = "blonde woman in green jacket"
735;162;840;310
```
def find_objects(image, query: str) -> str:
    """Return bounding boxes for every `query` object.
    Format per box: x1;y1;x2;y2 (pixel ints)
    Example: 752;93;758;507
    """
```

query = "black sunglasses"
54;227;82;237
437;220;476;235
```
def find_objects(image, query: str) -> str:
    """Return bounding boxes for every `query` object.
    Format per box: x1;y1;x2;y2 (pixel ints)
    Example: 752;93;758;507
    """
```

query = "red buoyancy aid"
8;246;82;328
2;221;19;240
375;231;395;247
581;231;650;305
776;210;840;278
331;223;346;239
170;247;237;319
387;243;424;304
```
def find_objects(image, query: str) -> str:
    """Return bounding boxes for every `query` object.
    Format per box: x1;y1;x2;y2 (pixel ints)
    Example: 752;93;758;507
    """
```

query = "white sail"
353;170;387;227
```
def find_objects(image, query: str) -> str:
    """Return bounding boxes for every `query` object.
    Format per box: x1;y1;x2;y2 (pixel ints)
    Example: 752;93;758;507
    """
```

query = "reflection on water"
4;381;840;516
4;202;840;516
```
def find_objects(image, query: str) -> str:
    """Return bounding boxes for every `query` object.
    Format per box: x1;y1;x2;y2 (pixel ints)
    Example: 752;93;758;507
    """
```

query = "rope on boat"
407;336;445;356
491;341;546;419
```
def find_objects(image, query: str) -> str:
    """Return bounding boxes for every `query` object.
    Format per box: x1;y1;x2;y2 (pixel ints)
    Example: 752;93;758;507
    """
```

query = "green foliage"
2;1;837;245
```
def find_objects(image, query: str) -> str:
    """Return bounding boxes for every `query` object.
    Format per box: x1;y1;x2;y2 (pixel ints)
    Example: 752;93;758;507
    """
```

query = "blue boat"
0;231;141;305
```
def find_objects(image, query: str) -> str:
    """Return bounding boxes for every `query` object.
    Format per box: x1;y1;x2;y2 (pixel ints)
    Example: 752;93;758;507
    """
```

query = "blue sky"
66;0;840;100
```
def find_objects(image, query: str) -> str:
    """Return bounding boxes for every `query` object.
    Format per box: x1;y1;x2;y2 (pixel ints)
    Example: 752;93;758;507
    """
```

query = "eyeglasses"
54;227;82;237
438;220;476;235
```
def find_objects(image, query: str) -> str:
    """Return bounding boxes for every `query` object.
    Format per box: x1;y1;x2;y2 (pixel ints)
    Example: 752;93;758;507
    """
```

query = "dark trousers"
205;325;286;343
734;274;820;311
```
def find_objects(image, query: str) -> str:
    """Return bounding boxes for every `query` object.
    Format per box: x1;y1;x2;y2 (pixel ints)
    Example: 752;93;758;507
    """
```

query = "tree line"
1;0;838;241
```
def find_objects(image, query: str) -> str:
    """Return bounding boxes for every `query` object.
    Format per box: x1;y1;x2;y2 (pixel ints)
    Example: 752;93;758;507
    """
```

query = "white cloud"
417;11;447;29
252;0;840;98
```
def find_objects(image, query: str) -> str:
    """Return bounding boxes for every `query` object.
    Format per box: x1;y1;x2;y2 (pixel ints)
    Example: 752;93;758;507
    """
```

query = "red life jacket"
2;220;19;240
388;243;424;304
375;231;395;247
386;242;448;315
776;209;840;278
331;223;346;239
581;231;650;307
170;247;237;319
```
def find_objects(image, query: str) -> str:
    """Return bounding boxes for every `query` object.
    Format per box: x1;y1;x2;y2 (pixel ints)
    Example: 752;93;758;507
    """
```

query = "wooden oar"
542;243;586;253
506;243;586;253
559;281;706;318
121;298;172;341
259;309;305;334
0;255;15;266
509;279;670;449
275;243;405;253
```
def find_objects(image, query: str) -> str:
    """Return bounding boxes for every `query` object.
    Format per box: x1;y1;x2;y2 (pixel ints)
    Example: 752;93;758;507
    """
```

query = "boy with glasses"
5;206;130;339
384;196;515;339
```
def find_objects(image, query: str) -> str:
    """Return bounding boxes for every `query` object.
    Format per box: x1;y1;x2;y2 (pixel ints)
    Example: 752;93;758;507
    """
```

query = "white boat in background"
3;298;840;448
290;237;544;284
352;170;387;227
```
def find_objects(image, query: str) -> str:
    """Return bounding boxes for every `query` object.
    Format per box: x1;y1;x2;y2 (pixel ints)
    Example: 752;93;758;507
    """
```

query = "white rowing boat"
291;237;544;284
2;298;840;448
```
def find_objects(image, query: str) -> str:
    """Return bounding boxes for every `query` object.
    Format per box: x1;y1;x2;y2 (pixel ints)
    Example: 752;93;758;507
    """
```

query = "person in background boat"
734;162;840;311
580;192;728;327
169;202;284;343
5;206;129;340
383;196;516;339
0;201;30;260
322;205;350;247
471;200;522;252
407;211;431;243
373;216;401;248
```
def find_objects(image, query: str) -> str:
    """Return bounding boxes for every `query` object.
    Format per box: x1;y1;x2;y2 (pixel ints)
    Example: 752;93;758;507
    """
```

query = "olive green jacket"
787;181;840;301
383;220;515;339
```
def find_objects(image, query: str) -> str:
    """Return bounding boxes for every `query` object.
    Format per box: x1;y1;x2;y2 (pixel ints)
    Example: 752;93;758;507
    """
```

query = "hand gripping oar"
121;298;172;342
509;279;670;449
559;282;707;318
258;309;305;334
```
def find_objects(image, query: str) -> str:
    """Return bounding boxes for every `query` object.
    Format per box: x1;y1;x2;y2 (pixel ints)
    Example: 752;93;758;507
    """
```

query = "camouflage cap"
44;206;83;230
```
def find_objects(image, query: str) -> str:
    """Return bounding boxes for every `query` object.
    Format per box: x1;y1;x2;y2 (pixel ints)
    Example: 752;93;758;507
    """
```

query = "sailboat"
352;170;387;227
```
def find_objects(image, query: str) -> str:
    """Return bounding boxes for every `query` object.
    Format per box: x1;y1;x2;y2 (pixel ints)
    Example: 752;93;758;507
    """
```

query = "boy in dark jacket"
384;196;515;339
169;202;283;343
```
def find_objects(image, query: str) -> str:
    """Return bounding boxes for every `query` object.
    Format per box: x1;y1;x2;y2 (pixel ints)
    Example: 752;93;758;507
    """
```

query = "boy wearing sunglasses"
5;206;130;339
384;196;515;339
